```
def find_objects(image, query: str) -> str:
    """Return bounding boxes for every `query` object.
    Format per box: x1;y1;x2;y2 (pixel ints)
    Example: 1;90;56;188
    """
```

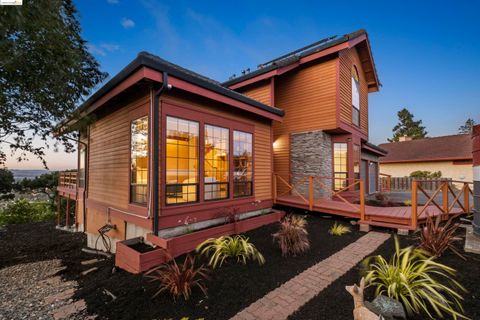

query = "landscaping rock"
365;295;406;320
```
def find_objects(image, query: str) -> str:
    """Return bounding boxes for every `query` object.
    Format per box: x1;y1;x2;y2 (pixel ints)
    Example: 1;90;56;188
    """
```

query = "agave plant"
328;222;351;236
272;215;310;256
196;235;265;268
364;237;468;319
417;213;465;259
145;255;208;301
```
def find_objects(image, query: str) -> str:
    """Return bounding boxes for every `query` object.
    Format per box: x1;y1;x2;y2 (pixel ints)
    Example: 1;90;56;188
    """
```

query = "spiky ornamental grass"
196;235;265;269
272;215;310;256
145;255;208;301
328;222;351;236
363;237;468;319
417;213;465;260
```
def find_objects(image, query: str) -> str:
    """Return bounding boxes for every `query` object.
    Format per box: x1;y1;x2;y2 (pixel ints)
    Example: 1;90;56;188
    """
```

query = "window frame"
204;123;230;201
233;129;254;198
333;142;348;191
128;107;150;207
161;101;255;208
351;65;360;127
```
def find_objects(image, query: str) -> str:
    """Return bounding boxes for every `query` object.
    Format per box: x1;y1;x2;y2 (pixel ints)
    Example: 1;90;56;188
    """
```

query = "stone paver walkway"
231;231;391;320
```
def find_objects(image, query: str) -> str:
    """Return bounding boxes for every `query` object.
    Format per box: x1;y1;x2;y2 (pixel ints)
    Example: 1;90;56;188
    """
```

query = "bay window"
166;117;199;205
130;116;148;204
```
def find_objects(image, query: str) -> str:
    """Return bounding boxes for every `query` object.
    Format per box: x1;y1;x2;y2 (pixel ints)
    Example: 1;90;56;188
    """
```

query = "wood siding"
237;80;271;106
339;47;369;135
272;58;338;189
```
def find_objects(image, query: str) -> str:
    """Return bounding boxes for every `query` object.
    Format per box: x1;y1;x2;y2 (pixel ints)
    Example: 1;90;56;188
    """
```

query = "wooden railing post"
442;181;449;214
411;180;418;229
272;173;277;204
464;183;470;213
308;176;314;211
359;180;365;222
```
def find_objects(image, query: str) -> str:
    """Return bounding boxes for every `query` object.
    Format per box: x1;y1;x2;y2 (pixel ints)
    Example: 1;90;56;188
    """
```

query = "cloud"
107;0;119;4
121;18;135;29
87;43;120;57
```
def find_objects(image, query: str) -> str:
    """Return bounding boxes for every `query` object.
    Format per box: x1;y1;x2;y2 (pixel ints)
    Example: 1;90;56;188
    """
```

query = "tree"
458;118;476;134
388;108;428;142
0;168;14;194
0;0;107;168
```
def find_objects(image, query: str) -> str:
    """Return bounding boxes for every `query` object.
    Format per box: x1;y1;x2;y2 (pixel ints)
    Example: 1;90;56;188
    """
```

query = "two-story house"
57;29;386;272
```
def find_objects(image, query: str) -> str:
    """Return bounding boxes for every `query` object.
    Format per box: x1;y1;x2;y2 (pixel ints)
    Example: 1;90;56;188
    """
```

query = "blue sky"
6;0;480;169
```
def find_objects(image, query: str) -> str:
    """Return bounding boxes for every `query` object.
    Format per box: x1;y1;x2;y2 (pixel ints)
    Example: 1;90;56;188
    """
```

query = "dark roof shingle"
379;134;472;163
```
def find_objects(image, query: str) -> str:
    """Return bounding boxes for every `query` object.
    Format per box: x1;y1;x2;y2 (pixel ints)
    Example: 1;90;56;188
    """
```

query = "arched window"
351;66;360;126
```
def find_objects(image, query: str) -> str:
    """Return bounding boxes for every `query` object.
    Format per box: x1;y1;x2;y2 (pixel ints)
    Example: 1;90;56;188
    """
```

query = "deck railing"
379;173;391;192
58;171;77;189
380;175;452;192
410;179;473;228
273;173;365;219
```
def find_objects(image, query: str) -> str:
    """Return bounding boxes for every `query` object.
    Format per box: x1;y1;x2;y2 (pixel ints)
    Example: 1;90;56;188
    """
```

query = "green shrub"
0;199;55;226
196;235;265;268
410;170;442;178
364;237;468;319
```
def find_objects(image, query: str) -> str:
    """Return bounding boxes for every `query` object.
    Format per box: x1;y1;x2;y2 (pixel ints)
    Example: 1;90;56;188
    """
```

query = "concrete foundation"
359;224;371;232
397;228;409;236
465;225;480;254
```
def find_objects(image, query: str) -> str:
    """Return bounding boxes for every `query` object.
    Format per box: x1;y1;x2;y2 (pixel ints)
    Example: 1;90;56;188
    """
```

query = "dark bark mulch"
289;232;480;320
0;213;363;320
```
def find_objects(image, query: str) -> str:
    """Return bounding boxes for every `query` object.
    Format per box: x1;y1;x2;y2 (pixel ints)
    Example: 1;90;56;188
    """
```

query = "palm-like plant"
328;222;351;236
417;213;465;259
272;215;310;256
364;237;468;319
145;255;208;301
196;235;265;268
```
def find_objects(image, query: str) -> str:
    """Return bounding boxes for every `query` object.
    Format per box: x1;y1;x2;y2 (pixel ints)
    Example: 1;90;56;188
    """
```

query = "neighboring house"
225;29;386;195
378;134;473;182
57;29;386;261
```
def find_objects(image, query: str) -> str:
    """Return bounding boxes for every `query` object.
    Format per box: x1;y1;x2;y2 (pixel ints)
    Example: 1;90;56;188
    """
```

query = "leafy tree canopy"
0;168;14;194
0;0;107;168
388;108;428;142
458;118;476;134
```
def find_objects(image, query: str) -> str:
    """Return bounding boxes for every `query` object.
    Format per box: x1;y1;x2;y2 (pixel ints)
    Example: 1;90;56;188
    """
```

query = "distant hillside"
10;170;51;181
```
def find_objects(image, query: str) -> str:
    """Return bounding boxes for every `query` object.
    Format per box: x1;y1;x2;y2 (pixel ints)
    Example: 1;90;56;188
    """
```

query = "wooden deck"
276;195;463;230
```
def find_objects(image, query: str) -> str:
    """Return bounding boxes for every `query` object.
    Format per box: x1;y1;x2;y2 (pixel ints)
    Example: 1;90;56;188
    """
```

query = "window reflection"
204;125;229;200
165;116;199;205
131;116;148;204
233;131;253;197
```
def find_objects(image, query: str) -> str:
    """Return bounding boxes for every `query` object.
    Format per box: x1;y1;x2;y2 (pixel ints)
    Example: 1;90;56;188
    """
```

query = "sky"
5;0;480;170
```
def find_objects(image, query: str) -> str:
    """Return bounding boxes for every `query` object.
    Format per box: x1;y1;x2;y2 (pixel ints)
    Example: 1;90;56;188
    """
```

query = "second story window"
352;66;360;126
130;116;148;205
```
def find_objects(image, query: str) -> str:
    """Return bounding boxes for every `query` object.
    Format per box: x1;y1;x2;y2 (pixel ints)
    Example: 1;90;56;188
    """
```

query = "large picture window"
204;125;229;200
352;66;360;126
333;143;348;191
166;117;199;205
233;131;253;197
130;116;148;204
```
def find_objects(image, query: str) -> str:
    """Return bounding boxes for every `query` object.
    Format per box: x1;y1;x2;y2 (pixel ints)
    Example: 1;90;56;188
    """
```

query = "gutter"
152;72;171;236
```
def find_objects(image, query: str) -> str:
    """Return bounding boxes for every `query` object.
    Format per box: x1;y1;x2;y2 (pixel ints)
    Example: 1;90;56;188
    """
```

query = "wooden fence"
380;176;452;192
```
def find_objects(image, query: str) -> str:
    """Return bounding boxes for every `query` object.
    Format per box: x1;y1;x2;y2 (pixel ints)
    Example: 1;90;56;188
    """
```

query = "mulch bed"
289;230;480;320
0;212;363;320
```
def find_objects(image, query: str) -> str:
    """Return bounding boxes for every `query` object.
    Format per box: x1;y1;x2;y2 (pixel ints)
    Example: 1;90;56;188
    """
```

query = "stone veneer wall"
290;130;332;199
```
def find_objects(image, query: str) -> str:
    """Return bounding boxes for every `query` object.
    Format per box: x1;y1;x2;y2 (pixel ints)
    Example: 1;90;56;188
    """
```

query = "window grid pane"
204;125;229;200
130;116;148;204
333;143;348;191
165;116;199;205
233;131;253;197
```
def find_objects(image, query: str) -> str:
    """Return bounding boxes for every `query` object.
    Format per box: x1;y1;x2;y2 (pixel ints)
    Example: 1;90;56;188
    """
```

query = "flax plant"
328;222;351;236
196;235;265;268
363;237;468;319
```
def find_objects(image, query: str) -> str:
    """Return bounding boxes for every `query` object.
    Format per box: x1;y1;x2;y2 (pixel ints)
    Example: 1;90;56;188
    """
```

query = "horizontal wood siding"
237;80;271;106
162;92;273;202
88;94;150;209
273;58;338;189
339;47;369;135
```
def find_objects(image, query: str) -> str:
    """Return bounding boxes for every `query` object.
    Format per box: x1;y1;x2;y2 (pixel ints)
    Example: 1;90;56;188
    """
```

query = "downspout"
472;125;480;235
152;72;171;235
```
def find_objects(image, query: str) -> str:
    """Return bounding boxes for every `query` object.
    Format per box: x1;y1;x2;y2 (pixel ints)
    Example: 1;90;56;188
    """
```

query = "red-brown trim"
270;77;275;107
338;121;368;141
380;157;472;164
362;143;387;157
335;57;341;127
